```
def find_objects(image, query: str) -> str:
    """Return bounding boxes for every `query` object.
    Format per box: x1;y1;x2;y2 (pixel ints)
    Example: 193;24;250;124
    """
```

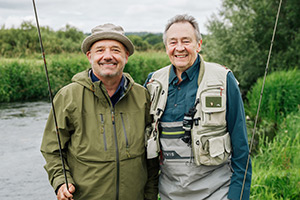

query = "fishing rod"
32;0;70;193
239;0;283;199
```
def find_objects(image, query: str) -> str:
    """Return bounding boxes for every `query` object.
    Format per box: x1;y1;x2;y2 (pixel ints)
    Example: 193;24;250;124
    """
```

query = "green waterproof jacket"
41;69;159;200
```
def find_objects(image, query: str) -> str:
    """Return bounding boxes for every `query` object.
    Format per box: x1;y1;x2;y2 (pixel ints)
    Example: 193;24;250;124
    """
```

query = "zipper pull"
111;111;115;124
126;148;131;158
220;87;224;96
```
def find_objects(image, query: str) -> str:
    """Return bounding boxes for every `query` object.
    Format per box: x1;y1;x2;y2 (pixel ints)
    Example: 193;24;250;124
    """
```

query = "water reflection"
0;101;50;119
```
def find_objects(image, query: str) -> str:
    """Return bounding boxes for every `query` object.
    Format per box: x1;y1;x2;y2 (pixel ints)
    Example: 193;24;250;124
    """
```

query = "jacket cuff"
52;175;74;194
228;186;250;200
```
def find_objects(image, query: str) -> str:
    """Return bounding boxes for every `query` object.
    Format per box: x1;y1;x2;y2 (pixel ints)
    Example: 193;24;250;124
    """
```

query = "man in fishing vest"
145;14;252;200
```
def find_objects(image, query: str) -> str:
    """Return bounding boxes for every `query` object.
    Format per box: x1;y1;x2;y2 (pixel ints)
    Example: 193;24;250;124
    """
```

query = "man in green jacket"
41;23;159;200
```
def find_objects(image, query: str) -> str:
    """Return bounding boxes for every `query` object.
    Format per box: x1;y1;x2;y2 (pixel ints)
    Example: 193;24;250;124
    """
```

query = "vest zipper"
100;114;107;151
120;113;130;158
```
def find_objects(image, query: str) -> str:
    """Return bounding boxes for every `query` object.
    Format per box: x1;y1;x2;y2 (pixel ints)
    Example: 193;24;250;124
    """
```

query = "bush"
0;60;48;102
0;54;89;102
246;69;300;140
124;51;170;84
0;52;170;102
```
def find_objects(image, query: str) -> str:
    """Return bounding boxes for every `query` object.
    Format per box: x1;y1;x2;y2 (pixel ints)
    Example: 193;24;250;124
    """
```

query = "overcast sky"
0;0;222;34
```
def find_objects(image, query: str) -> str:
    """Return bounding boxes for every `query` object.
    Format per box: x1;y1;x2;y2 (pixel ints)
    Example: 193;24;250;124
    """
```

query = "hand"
56;183;75;200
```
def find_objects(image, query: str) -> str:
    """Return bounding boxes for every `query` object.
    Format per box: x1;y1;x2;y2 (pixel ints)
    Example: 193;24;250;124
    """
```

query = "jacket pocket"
100;114;107;151
192;129;231;166
118;112;145;159
200;80;226;127
120;113;131;158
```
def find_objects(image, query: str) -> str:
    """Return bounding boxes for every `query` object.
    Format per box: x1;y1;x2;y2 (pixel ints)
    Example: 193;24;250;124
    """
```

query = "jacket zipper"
111;110;120;200
120;113;130;158
100;80;132;200
100;114;107;151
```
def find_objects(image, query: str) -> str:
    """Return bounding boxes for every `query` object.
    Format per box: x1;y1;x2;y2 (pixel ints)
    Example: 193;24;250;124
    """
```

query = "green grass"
250;110;300;199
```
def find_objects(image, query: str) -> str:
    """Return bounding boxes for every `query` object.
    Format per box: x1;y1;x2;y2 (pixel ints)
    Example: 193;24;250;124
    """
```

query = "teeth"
176;55;186;58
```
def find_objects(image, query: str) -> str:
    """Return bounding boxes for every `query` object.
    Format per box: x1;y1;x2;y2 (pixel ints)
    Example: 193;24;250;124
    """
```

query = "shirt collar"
169;55;201;85
91;70;126;98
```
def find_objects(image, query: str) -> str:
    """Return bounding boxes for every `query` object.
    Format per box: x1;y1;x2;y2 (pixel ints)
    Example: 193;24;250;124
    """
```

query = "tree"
127;35;150;51
204;0;300;96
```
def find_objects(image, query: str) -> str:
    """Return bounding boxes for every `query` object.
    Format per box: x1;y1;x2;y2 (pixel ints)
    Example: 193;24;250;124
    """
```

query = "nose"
103;49;113;61
175;42;185;51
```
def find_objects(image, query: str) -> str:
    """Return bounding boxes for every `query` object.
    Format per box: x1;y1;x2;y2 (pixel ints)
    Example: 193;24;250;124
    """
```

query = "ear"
196;39;202;53
125;51;129;64
86;51;92;64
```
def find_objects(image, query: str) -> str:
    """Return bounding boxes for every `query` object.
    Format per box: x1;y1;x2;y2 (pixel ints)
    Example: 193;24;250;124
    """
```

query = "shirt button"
174;104;177;107
178;87;181;90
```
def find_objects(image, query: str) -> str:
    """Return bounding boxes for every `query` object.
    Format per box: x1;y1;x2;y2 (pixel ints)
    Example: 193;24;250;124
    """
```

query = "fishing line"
32;0;70;193
240;0;283;199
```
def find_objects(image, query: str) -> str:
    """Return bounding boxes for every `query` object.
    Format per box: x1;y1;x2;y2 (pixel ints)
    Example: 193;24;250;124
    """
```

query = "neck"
175;70;183;84
94;73;123;97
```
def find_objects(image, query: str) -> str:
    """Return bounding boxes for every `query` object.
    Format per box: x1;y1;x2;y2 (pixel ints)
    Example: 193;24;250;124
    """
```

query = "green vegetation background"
0;0;299;199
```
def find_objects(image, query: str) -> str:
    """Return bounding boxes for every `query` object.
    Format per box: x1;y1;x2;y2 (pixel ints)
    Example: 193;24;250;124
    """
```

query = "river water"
0;101;56;200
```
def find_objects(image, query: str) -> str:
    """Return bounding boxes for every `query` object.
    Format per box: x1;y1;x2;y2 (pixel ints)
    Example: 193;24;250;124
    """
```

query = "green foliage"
0;21;164;58
0;60;48;102
0;52;169;102
127;35;151;51
204;0;300;95
246;69;300;140
0;54;89;102
251;110;300;199
127;33;164;52
124;51;170;85
0;21;86;57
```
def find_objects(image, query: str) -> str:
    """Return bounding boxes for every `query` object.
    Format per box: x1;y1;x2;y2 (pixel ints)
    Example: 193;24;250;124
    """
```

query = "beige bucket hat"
81;23;134;56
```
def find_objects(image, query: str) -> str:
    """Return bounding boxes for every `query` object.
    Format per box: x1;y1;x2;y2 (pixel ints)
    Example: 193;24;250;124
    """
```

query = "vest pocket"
208;132;231;158
146;79;163;115
193;130;231;166
200;82;226;127
146;122;159;159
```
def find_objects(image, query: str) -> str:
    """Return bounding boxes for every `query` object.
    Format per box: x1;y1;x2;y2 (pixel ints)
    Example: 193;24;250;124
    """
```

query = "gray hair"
163;14;202;45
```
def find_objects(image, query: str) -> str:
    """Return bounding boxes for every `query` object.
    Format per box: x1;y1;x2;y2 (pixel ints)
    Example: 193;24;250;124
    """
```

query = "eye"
96;48;104;53
183;40;190;44
112;48;121;52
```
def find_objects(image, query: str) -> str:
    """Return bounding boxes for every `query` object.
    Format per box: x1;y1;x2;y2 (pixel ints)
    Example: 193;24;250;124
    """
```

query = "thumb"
68;183;76;194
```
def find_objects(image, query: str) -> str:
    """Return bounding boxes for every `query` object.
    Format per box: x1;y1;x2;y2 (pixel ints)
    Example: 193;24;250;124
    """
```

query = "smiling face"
87;39;129;79
165;22;202;73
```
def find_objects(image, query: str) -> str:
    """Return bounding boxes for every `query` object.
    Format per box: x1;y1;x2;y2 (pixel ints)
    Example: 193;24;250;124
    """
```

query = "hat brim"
81;32;134;56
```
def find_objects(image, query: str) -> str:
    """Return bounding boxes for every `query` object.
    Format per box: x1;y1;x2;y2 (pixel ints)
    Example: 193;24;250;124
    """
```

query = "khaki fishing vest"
146;56;232;166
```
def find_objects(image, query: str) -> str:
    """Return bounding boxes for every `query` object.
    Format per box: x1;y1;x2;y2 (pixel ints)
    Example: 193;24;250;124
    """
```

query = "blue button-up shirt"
144;55;251;200
91;71;125;107
161;55;200;122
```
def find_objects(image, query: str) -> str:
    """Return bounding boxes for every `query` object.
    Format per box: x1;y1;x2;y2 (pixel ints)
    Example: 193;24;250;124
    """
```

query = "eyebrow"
94;45;122;48
168;37;192;41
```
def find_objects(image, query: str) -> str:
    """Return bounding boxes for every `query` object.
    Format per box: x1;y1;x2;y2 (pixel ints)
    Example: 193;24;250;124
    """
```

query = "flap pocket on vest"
208;132;231;157
192;130;231;166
